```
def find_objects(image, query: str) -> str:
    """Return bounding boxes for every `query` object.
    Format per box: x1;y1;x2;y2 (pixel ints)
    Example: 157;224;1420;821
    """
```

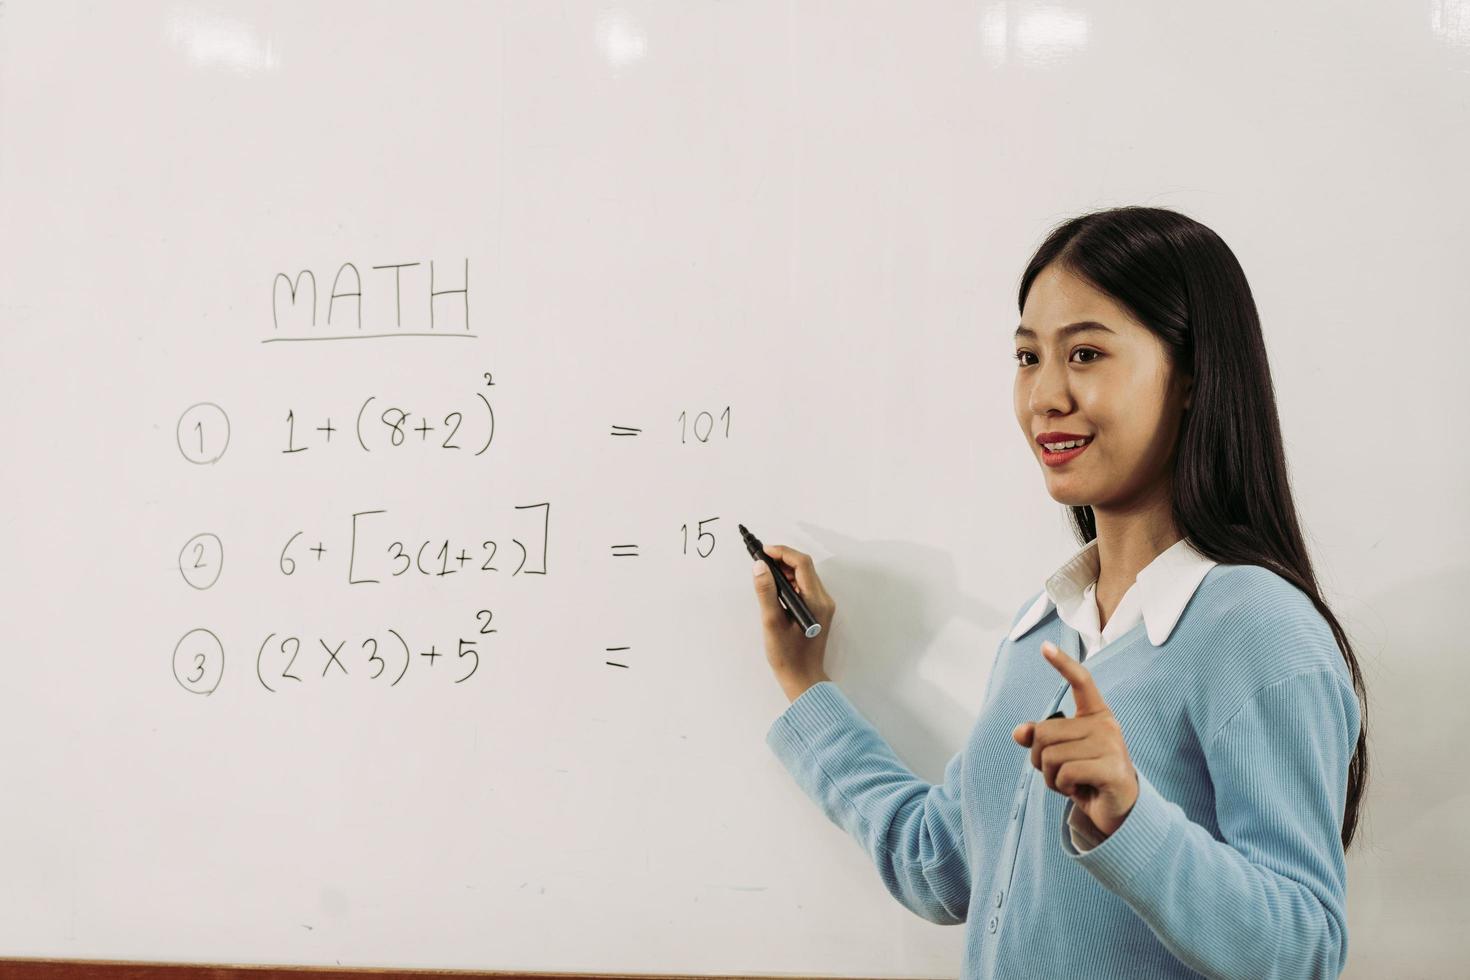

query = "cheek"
1098;419;1173;477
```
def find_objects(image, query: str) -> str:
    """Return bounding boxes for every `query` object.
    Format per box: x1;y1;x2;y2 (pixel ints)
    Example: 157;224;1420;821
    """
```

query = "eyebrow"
1013;320;1117;342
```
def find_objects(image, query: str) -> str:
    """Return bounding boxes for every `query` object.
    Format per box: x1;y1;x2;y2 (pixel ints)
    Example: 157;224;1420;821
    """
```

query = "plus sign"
311;543;326;560
420;645;440;666
456;549;472;567
316;418;335;442
415;418;434;440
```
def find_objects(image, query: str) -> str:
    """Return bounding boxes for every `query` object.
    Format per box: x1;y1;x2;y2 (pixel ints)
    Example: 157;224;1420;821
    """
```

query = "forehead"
1015;266;1142;341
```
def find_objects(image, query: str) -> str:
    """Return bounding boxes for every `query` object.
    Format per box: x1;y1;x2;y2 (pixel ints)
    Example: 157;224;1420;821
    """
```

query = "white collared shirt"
1008;535;1219;661
1007;535;1218;849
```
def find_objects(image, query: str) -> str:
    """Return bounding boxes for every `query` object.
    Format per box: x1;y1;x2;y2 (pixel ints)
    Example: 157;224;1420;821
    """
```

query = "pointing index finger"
1040;641;1107;716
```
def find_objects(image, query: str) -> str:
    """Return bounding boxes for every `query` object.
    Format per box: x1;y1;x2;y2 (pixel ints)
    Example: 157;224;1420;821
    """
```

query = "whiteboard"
2;2;1465;975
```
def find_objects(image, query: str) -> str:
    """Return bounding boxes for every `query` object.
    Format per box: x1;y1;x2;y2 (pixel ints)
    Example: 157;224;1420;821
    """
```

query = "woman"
752;206;1369;979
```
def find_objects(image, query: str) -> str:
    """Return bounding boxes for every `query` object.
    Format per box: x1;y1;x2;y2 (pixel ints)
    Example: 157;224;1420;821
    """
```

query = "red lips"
1036;431;1092;445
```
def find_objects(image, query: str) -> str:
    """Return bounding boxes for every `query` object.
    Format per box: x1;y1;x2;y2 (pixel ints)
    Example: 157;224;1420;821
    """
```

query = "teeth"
1043;438;1091;451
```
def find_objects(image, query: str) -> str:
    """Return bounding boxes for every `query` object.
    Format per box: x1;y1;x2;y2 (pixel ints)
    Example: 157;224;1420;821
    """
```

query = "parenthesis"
389;628;410;687
416;540;430;575
257;632;276;694
357;395;375;453
475;392;494;456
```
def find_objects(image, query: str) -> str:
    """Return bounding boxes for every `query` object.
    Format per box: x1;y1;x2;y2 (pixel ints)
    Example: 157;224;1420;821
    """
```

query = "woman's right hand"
751;543;836;701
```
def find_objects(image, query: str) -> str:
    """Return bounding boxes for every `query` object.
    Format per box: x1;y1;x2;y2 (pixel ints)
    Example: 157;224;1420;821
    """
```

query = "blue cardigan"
765;563;1360;979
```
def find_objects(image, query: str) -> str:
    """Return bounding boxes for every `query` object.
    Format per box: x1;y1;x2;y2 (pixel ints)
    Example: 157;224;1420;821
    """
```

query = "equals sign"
606;646;630;668
610;544;639;558
610;424;642;437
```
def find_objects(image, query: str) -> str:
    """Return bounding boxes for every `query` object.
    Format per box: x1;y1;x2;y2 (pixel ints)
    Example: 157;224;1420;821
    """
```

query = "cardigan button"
994;889;1003;907
988;915;998;933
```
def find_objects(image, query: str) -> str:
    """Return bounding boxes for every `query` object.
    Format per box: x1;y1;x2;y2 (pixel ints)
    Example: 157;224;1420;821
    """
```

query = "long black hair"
1018;206;1368;852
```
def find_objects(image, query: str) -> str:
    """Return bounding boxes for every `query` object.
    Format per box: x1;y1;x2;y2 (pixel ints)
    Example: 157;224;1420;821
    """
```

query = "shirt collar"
1007;536;1218;646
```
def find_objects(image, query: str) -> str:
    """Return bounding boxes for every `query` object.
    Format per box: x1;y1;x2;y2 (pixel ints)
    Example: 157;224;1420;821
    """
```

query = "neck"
1090;487;1181;603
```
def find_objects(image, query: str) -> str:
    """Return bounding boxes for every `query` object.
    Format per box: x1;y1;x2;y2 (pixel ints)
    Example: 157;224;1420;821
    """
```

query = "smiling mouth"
1040;438;1093;465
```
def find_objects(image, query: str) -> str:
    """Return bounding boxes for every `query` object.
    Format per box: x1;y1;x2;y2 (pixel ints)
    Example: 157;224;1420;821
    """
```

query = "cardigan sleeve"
1058;666;1359;979
766;681;971;925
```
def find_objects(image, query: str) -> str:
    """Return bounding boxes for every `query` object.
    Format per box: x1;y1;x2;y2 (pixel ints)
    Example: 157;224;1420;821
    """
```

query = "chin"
1043;481;1094;507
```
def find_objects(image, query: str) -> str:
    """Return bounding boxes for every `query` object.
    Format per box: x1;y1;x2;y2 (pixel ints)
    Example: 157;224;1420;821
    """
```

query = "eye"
1013;348;1102;366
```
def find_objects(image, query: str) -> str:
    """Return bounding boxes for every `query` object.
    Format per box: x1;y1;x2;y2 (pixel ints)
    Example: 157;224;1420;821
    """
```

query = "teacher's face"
1013;264;1191;511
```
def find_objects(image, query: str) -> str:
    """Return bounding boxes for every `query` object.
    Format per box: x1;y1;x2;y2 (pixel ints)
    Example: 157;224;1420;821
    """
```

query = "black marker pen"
739;524;822;639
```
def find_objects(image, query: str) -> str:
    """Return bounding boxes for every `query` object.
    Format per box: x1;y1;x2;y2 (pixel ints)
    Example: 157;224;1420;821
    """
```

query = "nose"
1026;356;1073;418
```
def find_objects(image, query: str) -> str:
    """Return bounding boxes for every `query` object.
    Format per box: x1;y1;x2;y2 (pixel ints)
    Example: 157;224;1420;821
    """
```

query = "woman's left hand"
1011;640;1140;838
